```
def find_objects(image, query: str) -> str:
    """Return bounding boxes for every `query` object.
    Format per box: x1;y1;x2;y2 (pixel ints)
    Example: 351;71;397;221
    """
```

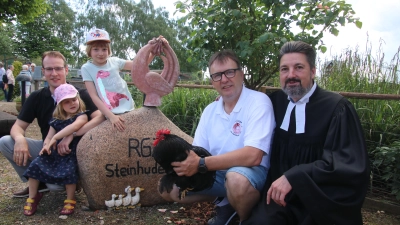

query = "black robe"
243;87;370;225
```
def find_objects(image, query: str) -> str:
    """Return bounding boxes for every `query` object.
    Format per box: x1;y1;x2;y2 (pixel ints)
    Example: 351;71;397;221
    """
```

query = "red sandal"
23;192;44;216
60;199;76;215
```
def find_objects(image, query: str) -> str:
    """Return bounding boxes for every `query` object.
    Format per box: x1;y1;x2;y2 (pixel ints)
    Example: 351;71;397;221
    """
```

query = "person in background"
27;62;32;72
30;63;36;92
30;63;36;75
159;49;275;224
0;62;7;101
243;41;370;225
6;65;15;102
0;51;104;198
81;28;135;131
18;65;32;96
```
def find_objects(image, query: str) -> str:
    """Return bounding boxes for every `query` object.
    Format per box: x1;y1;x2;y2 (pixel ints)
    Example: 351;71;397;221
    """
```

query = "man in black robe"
243;41;370;225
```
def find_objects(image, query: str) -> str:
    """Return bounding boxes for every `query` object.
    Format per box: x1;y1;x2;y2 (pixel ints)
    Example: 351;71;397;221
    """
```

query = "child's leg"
24;178;43;216
28;178;40;198
60;184;77;215
65;184;76;200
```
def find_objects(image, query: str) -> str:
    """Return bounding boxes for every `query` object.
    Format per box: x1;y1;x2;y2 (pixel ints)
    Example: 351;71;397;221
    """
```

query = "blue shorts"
187;165;268;197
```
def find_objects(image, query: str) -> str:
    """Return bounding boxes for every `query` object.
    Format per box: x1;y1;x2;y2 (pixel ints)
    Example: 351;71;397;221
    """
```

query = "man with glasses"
158;50;275;224
0;51;104;198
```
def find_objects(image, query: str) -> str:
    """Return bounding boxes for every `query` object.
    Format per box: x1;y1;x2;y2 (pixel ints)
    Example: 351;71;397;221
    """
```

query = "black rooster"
152;129;215;199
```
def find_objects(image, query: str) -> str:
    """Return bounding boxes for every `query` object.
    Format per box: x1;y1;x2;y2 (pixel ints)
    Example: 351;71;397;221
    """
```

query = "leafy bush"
159;87;218;136
129;85;144;108
12;61;22;99
372;141;400;200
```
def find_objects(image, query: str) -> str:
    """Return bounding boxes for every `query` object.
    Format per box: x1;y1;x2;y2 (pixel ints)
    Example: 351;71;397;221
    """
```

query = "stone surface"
77;106;193;210
0;111;17;137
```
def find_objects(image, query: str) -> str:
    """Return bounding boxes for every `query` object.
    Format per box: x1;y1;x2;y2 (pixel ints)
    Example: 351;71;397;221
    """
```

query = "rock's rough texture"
77;107;193;210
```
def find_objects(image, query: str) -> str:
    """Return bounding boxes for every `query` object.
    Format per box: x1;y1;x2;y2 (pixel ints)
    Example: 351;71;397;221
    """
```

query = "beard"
283;78;312;100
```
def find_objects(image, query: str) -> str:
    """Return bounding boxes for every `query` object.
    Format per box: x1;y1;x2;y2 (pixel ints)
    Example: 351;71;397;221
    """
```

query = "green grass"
158;87;218;137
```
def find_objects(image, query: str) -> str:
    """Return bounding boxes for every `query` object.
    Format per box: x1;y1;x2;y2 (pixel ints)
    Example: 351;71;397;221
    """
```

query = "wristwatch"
198;157;208;174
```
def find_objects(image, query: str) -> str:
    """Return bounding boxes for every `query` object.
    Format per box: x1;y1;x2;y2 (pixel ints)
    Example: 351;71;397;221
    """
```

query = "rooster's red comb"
153;129;171;146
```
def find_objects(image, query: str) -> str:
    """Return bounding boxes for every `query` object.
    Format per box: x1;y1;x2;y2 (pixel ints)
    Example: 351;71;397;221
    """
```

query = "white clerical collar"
280;82;317;134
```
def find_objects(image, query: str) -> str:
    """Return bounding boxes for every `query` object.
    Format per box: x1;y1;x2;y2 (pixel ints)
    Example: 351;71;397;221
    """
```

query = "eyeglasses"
43;67;64;72
210;68;240;81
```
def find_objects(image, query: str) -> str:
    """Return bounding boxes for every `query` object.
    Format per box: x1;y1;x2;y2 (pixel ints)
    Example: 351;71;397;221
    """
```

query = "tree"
176;0;362;90
14;0;76;63
0;23;15;60
0;0;49;23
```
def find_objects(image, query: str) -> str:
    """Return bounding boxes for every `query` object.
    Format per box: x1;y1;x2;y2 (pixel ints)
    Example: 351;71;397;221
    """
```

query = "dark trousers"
0;81;7;100
7;84;14;102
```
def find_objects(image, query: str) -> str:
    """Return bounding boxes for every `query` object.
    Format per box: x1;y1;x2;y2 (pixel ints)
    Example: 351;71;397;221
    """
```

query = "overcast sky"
151;0;400;65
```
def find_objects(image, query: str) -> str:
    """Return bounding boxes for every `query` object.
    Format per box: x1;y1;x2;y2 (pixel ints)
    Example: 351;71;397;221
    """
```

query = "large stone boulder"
77;106;193;210
0;111;17;137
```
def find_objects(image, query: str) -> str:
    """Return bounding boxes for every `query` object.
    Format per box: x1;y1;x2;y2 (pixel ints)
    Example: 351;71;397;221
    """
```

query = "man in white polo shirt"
158;50;275;224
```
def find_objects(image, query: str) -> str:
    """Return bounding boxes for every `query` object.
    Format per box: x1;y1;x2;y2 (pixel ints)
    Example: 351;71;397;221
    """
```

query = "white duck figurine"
105;194;116;208
114;194;123;209
122;186;132;207
130;187;145;207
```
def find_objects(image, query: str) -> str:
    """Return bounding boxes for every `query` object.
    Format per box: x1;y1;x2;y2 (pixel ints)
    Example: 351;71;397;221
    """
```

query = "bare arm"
123;60;133;71
47;114;88;150
84;81;125;131
172;146;264;176
10;119;31;166
57;110;104;156
74;110;104;137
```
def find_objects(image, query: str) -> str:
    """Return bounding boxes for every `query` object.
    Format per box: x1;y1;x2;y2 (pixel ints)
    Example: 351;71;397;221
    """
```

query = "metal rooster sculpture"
131;36;180;106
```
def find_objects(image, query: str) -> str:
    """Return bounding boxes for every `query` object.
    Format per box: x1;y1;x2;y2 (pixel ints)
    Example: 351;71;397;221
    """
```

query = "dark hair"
208;49;241;70
42;51;67;68
279;41;316;69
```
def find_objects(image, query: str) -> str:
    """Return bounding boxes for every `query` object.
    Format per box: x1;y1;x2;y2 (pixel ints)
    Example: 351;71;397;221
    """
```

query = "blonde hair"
53;94;86;120
85;41;112;57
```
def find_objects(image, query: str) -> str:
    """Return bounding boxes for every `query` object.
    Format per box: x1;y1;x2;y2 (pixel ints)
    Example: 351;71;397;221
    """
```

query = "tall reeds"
318;40;400;146
318;40;400;201
159;87;218;136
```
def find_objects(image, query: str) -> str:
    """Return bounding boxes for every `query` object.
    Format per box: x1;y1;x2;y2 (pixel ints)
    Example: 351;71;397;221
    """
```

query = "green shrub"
159;87;218;136
12;61;23;99
372;141;400;200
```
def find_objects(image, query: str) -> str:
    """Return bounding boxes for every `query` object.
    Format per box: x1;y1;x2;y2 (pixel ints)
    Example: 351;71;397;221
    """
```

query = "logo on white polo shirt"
231;121;242;136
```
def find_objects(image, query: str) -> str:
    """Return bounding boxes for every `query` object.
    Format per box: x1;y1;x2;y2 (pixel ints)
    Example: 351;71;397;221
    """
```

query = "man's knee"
0;135;14;158
226;172;253;189
226;172;258;197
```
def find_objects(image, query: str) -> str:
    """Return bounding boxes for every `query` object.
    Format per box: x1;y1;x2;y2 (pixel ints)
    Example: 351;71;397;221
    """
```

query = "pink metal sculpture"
131;36;180;106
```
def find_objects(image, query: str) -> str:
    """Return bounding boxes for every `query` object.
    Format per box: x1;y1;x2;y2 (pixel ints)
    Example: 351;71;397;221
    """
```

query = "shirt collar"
280;82;317;133
216;84;247;115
